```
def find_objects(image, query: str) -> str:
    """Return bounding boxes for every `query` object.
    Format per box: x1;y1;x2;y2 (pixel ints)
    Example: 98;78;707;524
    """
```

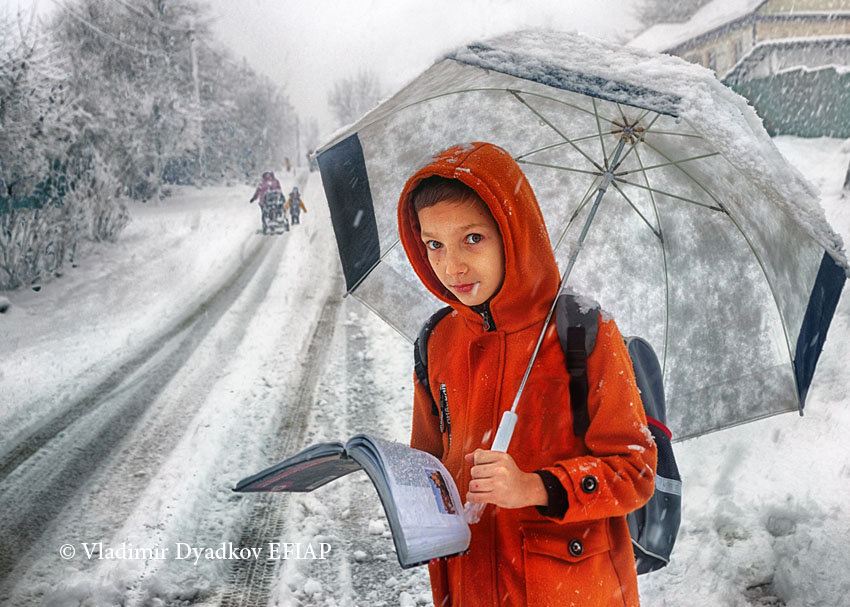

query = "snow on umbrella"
316;30;847;441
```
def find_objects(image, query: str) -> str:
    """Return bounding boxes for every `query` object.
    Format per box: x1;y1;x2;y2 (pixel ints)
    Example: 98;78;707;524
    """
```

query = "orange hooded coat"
398;143;658;607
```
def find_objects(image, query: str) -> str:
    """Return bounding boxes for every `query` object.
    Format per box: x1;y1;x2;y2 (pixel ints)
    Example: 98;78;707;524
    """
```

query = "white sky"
3;0;644;142
204;0;642;139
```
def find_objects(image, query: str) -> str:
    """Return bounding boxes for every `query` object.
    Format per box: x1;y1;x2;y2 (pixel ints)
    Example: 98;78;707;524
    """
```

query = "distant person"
249;171;282;205
249;171;286;234
285;157;292;173
286;186;307;225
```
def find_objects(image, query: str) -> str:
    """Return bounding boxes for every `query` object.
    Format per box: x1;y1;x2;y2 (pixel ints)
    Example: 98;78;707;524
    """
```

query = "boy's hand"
464;449;548;509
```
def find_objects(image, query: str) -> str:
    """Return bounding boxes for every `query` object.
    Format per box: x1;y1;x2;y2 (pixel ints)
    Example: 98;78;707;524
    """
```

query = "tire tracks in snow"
217;290;342;607
0;232;284;595
266;300;429;606
333;302;430;605
0;231;261;483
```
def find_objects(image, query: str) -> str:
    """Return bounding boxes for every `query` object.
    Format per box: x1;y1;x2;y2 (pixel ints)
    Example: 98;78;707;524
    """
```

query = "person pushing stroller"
249;171;287;234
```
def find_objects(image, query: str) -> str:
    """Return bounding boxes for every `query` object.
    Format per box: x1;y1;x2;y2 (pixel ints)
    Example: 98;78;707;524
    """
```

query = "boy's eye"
465;233;483;245
426;240;442;251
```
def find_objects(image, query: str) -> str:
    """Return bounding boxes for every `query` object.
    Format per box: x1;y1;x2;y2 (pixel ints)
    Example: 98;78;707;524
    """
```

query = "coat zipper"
438;383;451;450
473;302;496;332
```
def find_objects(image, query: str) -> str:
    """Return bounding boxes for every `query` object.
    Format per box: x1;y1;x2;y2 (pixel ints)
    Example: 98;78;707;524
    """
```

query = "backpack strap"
555;294;600;436
413;306;453;416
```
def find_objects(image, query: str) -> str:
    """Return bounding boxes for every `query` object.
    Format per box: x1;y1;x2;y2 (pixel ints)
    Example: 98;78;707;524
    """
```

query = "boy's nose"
444;249;467;277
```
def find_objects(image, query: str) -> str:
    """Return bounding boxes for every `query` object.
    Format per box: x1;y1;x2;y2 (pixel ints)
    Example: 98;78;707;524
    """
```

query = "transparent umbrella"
316;30;846;441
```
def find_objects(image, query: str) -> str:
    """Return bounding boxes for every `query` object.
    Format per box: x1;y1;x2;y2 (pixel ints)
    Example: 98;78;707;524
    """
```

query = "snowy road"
1;137;849;607
0;172;429;606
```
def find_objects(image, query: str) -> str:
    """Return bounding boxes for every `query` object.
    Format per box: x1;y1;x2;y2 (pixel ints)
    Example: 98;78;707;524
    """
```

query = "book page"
349;435;470;567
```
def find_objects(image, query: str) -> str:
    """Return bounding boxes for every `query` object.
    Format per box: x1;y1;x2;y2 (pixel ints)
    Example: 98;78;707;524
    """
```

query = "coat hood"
398;142;561;334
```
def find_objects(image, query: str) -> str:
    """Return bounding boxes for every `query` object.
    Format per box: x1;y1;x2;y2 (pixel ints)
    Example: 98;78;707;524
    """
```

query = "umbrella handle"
463;411;518;524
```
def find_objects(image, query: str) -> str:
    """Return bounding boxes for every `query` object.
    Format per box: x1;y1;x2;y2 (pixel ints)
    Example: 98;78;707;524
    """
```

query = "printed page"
348;435;470;567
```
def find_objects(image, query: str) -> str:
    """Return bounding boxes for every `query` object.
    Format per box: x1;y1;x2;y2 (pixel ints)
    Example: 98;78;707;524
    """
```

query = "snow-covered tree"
0;10;100;289
198;49;295;181
53;0;295;190
52;0;210;200
303;117;321;160
1;12;70;203
2;0;298;289
327;68;383;127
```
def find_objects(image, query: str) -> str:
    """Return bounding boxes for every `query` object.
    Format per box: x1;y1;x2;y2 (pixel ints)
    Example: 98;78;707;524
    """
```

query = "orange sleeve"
539;317;657;523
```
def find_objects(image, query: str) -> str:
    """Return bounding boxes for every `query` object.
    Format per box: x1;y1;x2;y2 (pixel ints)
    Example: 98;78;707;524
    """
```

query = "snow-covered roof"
724;35;850;83
630;0;767;52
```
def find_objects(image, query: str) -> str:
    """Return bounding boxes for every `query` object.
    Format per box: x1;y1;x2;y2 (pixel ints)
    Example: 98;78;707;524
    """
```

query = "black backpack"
413;294;682;574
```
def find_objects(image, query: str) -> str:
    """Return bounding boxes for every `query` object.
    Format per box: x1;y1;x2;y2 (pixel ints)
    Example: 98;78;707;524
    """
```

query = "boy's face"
417;196;505;307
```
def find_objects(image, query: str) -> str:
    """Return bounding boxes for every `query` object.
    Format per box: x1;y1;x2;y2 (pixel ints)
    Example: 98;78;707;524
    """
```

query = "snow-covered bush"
0;10;128;290
62;154;129;243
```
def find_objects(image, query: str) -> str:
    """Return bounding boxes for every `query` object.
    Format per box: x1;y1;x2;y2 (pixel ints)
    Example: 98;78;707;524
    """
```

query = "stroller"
262;190;288;234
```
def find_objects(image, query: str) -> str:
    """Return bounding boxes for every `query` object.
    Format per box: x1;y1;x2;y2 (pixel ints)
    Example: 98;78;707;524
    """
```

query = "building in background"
631;0;850;138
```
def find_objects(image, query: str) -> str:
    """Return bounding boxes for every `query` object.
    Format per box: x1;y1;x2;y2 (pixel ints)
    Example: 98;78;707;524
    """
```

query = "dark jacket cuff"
533;470;569;519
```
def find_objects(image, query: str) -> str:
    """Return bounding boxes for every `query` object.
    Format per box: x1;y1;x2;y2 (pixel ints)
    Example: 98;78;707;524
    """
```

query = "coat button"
581;475;598;493
568;539;584;557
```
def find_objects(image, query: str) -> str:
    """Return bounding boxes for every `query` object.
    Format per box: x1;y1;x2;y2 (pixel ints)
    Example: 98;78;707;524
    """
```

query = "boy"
397;143;657;606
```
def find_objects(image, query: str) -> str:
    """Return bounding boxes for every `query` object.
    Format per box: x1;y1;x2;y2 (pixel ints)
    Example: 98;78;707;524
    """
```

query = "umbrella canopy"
316;30;847;441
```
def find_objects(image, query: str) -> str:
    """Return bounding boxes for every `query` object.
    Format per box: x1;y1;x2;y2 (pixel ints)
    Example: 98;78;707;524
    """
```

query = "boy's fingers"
469;461;506;479
464;449;490;464
468;479;492;492
466;491;487;504
465;449;503;465
466;487;497;500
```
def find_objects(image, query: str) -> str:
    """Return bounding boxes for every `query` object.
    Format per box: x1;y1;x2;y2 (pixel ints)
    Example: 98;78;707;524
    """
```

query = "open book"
233;434;470;568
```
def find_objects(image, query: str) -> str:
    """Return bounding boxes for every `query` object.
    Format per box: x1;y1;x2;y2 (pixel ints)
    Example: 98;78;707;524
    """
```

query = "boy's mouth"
452;282;478;294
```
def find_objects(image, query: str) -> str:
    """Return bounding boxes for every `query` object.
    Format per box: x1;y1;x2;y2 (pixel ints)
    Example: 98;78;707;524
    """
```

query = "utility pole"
295;115;301;167
188;18;206;178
